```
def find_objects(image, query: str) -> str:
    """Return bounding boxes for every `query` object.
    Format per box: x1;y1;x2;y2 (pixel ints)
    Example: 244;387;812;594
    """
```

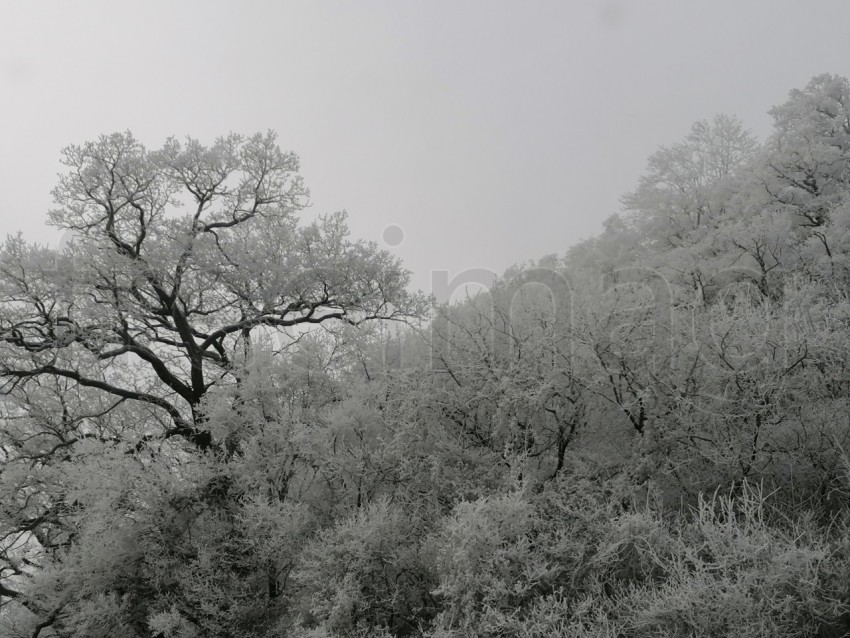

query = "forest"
2;73;850;637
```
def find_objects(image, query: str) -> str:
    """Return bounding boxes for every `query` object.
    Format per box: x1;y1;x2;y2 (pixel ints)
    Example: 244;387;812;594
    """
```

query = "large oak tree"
0;132;425;451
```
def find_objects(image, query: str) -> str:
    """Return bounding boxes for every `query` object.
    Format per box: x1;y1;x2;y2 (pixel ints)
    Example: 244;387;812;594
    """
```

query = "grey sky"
2;1;849;294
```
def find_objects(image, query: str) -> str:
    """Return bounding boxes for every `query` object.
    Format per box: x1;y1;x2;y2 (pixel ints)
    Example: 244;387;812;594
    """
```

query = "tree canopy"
1;132;425;451
3;77;850;638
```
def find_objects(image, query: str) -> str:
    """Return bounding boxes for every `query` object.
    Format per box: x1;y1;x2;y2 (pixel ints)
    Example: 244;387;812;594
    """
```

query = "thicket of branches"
3;74;850;637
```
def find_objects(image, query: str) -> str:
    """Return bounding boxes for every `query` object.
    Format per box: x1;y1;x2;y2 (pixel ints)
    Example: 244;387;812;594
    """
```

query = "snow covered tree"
0;131;425;452
0;132;426;636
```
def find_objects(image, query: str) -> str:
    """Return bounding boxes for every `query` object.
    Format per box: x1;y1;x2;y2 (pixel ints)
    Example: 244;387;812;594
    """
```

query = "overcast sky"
2;1;850;294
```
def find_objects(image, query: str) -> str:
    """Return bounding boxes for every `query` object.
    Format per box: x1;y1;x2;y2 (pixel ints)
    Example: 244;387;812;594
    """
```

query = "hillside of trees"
3;74;850;637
